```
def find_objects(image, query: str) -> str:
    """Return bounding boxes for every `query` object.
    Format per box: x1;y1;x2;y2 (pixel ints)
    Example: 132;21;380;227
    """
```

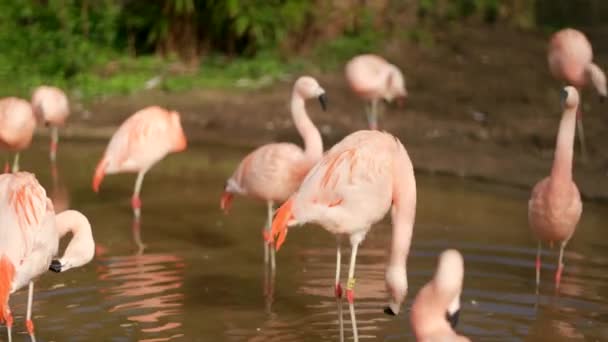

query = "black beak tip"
318;94;327;111
446;309;460;329
49;260;62;273
383;306;396;316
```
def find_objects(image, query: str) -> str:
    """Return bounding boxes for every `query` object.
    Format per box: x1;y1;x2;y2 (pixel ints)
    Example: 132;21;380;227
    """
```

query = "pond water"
5;139;608;341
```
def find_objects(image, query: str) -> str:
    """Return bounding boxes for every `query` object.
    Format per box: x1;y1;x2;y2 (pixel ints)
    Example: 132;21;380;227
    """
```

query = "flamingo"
270;130;417;342
528;86;582;290
345;54;407;130
411;249;469;342
0;98;36;173
548;28;607;160
31;86;70;162
221;76;326;272
0;172;95;342
92;106;187;219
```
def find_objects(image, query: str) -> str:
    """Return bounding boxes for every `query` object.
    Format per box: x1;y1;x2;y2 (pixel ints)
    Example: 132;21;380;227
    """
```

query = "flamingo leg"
555;240;567;289
50;126;59;162
5;307;12;342
576;117;588;163
132;170;146;219
11;153;19;173
346;242;360;342
132;217;145;255
267;201;276;272
26;281;36;342
535;241;541;291
367;99;379;130
335;237;344;342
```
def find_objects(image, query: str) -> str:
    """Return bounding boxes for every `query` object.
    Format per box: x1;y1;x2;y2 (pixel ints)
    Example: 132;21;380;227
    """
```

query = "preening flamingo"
411;249;469;342
548;28;607;160
221;76;326;272
31;86;70;162
270;130;417;342
0;172;95;342
92;106;187;219
345;54;407;130
0;98;36;173
528;86;582;290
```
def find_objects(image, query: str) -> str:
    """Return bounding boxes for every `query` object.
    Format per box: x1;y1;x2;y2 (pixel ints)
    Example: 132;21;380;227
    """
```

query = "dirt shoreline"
61;25;608;201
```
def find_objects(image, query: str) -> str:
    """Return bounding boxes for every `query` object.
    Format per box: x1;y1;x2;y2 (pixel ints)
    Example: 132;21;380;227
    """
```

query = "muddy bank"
61;25;608;200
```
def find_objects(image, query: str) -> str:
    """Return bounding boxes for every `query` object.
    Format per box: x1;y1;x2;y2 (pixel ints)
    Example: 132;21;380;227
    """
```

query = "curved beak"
318;93;327;111
220;191;234;214
446;309;460;328
49;260;62;273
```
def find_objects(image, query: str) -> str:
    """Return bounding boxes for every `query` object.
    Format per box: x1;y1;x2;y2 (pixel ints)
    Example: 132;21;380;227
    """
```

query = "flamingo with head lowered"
0;172;95;342
0;98;36;173
345;54;407;130
270;130;416;342
31;86;70;162
221;76;326;273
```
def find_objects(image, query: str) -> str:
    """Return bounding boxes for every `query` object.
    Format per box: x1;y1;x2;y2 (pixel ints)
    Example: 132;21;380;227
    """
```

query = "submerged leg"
132;218;145;255
335;237;344;342
576;117;588;163
555;240;567;289
26;281;36;342
536;241;542;291
267;201;276;272
346;242;360;342
11;153;20;173
132;170;146;219
50;126;59;162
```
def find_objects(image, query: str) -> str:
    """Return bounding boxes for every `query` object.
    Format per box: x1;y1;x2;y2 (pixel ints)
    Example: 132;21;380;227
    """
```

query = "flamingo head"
169;111;188;152
220;179;241;214
384;65;407;106
294;76;327;111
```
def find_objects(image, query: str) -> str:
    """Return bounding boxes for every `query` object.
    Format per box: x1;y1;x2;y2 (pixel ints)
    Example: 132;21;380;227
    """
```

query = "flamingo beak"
220;192;234;214
446;309;460;328
49;260;62;272
318;93;327;111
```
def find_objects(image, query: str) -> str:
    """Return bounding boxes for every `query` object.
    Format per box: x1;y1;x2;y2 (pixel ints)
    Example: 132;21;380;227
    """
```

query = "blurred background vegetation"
0;0;605;99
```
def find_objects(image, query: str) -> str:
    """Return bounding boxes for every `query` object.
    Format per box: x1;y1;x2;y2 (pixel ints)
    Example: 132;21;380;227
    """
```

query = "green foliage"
419;0;500;23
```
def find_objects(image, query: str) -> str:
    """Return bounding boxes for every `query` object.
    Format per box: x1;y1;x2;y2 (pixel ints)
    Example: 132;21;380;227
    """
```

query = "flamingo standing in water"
31;86;70;162
548;28;607;160
411;249;469;342
221;76;326;272
0;98;36;173
271;130;417;342
529;86;582;290
345;54;407;130
92;106;187;219
0;172;95;342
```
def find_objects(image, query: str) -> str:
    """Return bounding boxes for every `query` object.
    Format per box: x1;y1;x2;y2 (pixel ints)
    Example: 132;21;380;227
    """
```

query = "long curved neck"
291;94;322;163
550;106;577;183
55;210;94;265
586;63;607;97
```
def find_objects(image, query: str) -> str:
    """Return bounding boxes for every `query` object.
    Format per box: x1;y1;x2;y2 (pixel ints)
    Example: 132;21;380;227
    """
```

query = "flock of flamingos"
0;27;603;341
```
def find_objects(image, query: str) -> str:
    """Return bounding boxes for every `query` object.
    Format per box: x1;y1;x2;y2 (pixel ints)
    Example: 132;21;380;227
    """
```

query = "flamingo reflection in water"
95;216;185;341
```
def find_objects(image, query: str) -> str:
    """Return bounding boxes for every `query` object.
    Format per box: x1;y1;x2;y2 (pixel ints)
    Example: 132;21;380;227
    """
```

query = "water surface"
6;139;608;341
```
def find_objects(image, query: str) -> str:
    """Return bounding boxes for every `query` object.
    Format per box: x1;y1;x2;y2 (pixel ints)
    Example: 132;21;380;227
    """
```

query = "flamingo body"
0;98;36;152
31;86;69;126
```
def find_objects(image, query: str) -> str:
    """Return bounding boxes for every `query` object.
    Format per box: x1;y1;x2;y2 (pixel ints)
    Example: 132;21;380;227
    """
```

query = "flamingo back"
100;106;187;175
0;173;58;292
548;29;593;87
345;54;392;100
292;130;398;234
0;97;36;151
31;86;70;125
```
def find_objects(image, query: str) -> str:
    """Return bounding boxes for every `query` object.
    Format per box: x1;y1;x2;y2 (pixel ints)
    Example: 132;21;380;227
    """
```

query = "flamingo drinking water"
0;98;36;173
93;106;187;219
528;86;583;290
0;172;95;342
345;54;407;130
271;130;417;342
221;76;326;272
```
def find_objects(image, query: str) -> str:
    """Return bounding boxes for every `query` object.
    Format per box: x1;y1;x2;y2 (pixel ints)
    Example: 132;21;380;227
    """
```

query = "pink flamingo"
411;249;469;342
31;86;70;162
548;28;607;160
270;130;417;342
529;86;582;290
0;172;95;342
0;98;36;173
345;54;407;130
221;76;326;271
92;106;187;219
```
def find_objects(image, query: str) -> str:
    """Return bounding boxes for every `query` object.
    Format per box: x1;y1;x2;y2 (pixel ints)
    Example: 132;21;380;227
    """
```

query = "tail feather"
0;255;15;324
92;158;107;193
271;198;294;251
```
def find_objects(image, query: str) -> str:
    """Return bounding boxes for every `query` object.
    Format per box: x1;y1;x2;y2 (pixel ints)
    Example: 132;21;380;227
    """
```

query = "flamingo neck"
550;107;577;183
291;94;322;163
55;210;95;270
586;63;607;97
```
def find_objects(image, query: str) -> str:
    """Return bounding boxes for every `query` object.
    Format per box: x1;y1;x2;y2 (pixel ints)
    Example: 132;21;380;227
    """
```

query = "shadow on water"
6;140;608;341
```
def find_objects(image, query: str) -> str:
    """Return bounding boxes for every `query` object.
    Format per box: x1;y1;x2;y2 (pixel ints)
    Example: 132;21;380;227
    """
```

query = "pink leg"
132;170;146;219
555;241;567;289
26;281;35;341
50;126;58;162
535;242;541;289
346;242;360;341
5;309;12;342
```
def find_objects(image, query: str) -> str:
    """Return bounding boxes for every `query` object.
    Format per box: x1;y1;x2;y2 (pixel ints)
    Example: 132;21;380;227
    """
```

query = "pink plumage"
0;97;36;152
